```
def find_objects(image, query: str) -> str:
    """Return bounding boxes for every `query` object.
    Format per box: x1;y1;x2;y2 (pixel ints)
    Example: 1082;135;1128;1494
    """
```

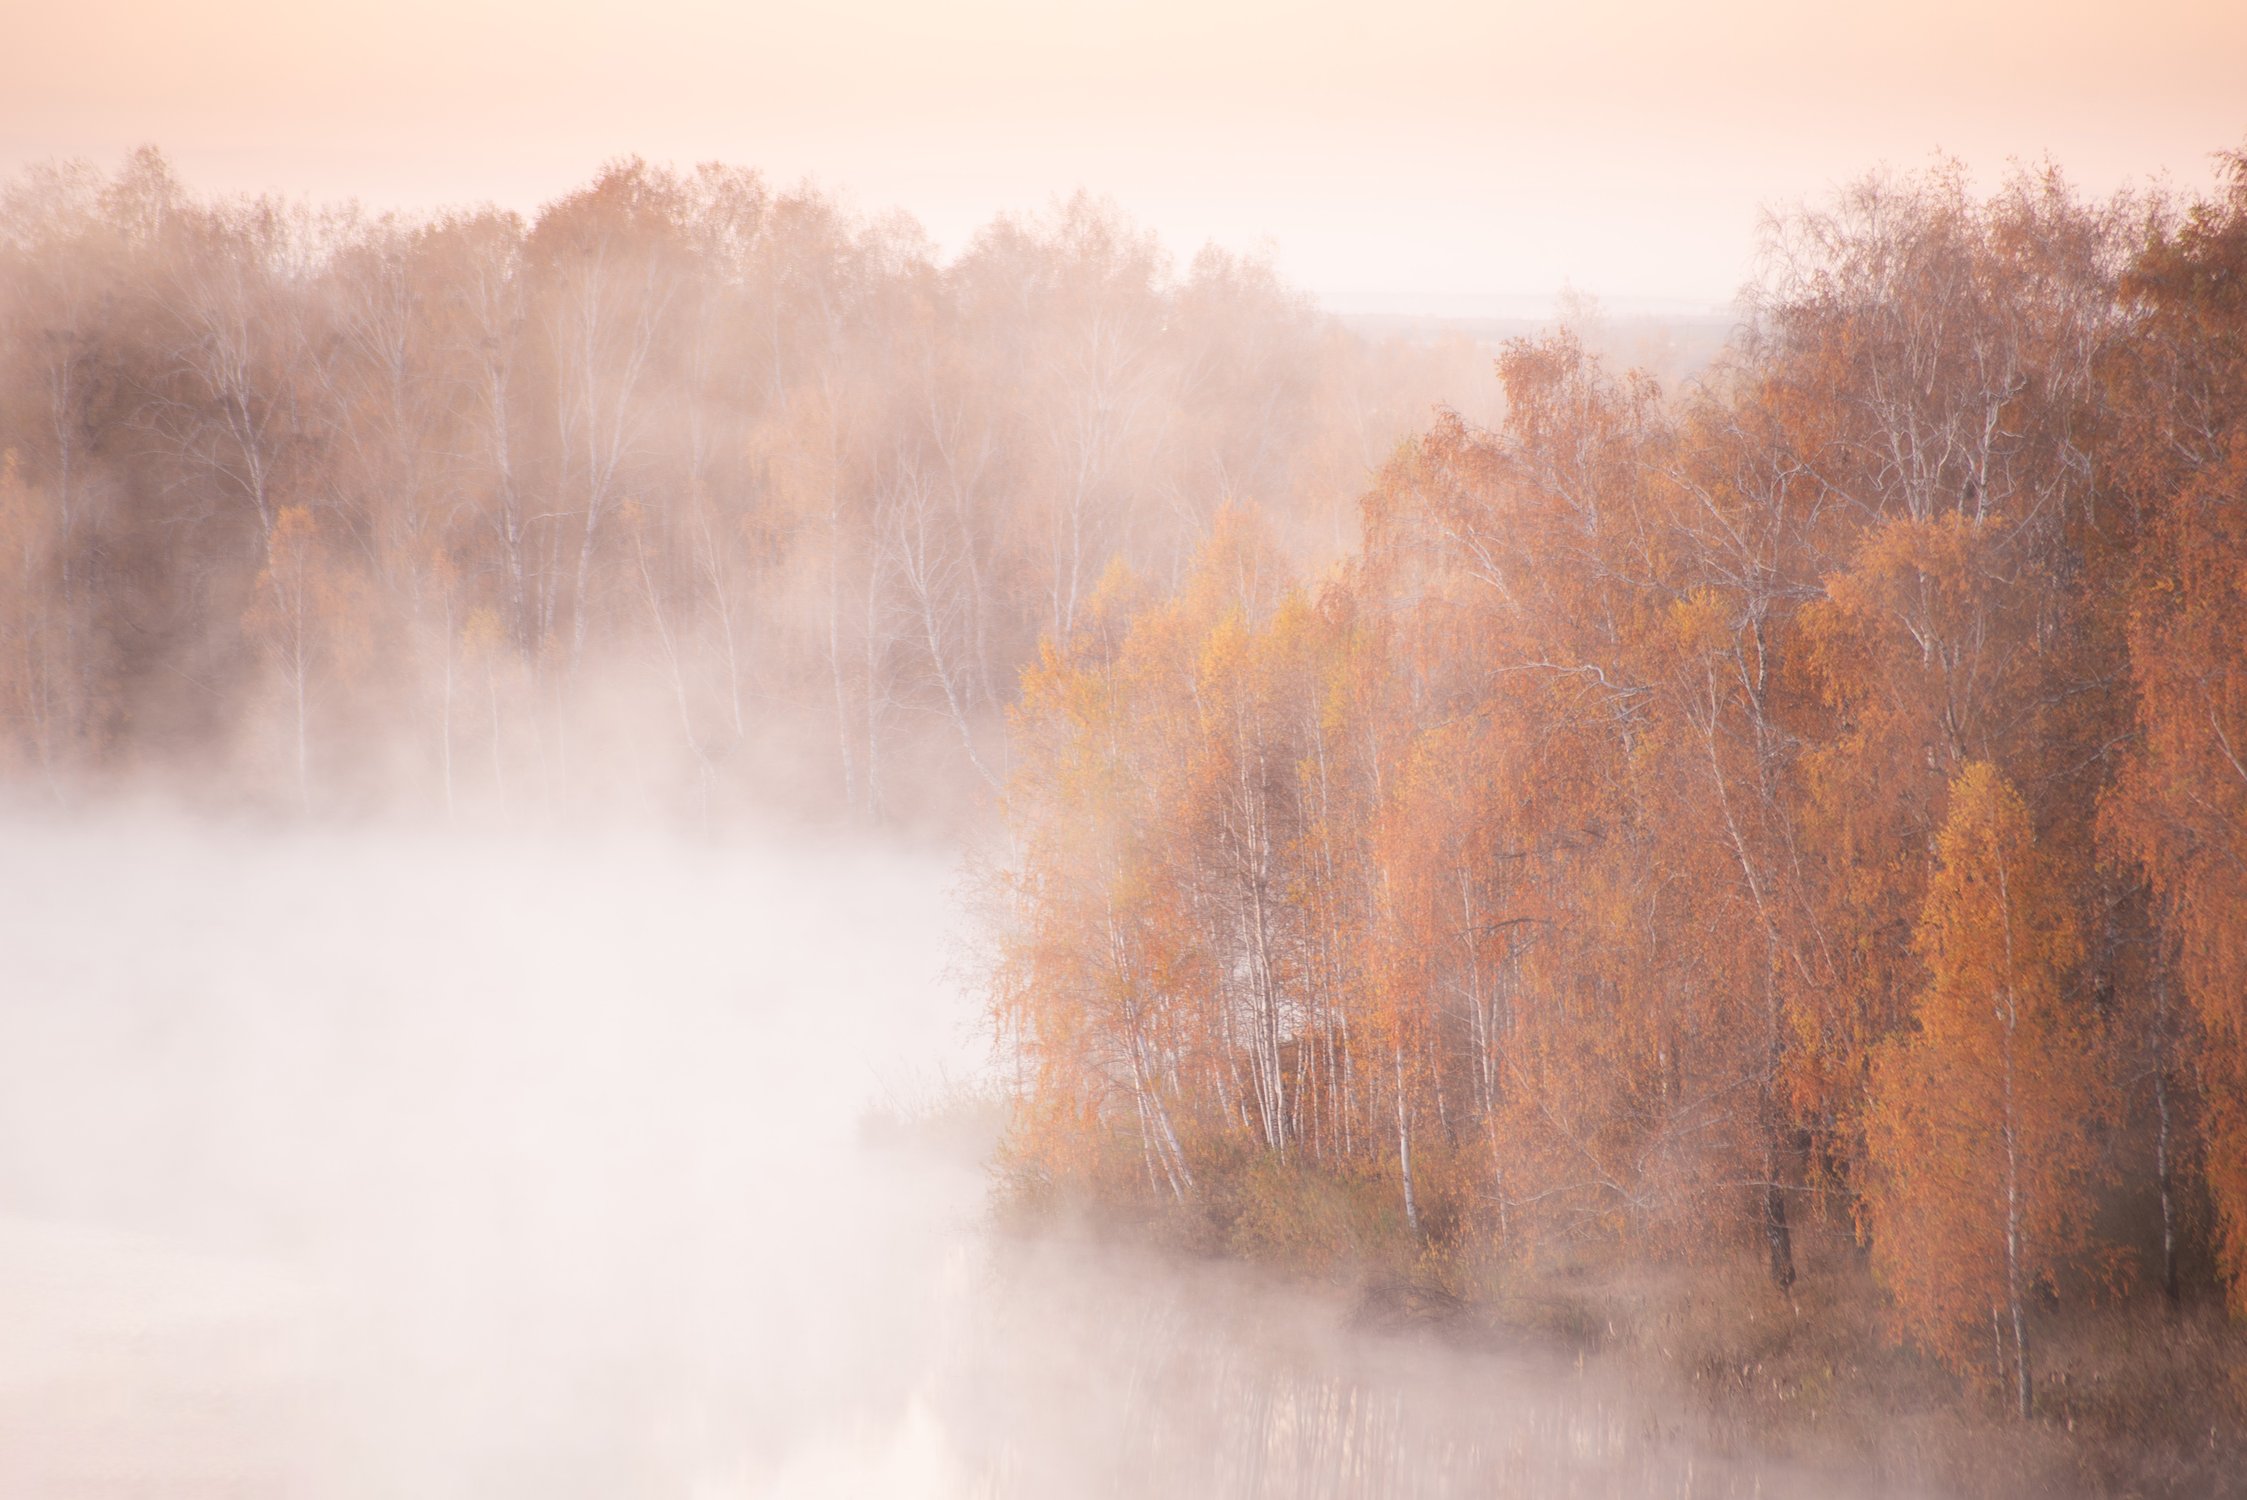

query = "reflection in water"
879;1231;1849;1500
0;814;1864;1498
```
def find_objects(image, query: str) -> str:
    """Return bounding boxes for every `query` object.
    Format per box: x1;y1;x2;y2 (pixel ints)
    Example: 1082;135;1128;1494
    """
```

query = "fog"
0;137;1931;1499
0;807;1869;1497
0;809;981;1495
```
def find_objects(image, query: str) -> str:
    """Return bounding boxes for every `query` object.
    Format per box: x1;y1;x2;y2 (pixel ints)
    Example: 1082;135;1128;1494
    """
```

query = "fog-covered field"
0;811;1865;1498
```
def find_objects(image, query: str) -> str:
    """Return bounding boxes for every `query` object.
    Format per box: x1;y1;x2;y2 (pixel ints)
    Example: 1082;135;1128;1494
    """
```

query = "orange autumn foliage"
1863;764;2105;1414
991;154;2247;1421
2101;151;2247;1310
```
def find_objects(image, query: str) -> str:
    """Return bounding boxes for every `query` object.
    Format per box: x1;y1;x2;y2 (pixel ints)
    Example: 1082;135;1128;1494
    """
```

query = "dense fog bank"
0;809;1869;1498
0;810;981;1493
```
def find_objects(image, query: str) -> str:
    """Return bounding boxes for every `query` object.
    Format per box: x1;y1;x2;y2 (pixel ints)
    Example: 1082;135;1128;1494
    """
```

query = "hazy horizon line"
4;140;1778;323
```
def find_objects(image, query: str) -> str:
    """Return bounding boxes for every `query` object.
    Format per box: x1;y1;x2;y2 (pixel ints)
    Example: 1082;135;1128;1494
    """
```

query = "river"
0;811;1867;1497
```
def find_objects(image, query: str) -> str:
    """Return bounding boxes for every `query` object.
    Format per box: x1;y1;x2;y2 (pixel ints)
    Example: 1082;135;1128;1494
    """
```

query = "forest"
7;134;2247;1489
987;149;2247;1446
0;148;1489;823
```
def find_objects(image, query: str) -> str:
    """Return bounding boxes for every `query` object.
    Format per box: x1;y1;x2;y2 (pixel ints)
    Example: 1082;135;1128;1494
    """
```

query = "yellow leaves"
1079;555;1147;638
245;505;377;673
460;605;508;660
1863;761;2107;1381
1667;586;1732;661
262;503;320;570
1916;762;2082;1017
2102;431;2247;1309
990;159;2247;1325
1193;609;1252;703
1821;512;2000;637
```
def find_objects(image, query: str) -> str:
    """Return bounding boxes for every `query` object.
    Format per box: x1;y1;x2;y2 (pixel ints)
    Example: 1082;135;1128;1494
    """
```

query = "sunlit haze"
7;0;2243;308
5;5;2247;1496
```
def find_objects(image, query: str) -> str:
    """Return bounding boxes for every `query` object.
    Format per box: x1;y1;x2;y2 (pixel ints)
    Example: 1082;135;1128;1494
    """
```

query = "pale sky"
4;0;2242;312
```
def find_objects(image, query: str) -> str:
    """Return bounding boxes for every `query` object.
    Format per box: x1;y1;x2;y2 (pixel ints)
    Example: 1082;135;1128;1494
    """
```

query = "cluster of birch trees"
0;149;1478;819
992;153;2247;1417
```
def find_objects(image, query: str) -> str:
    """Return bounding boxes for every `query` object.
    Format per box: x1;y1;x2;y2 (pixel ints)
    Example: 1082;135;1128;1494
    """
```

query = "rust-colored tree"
1863;763;2105;1418
2101;149;2247;1310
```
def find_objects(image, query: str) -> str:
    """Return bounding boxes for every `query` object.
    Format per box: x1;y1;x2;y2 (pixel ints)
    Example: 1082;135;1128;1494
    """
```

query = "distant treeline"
990;152;2247;1418
0;150;1493;821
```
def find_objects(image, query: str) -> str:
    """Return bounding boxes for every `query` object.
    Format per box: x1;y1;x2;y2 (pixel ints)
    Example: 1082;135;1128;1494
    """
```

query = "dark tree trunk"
1763;1136;1797;1290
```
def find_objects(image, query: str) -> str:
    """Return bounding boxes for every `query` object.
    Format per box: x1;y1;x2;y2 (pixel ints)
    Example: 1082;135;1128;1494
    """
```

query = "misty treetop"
986;151;2247;1418
0;149;1484;819
12;133;2247;1432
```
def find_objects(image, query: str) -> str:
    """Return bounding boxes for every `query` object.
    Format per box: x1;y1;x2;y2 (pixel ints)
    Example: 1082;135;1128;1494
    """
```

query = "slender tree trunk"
825;502;855;810
292;646;310;814
1762;973;1798;1290
486;660;507;814
862;547;885;822
439;615;456;821
1997;864;2032;1421
1394;1044;1420;1235
2001;1013;2032;1419
2155;1060;2178;1305
1764;1135;1796;1291
2154;973;2180;1305
570;500;601;666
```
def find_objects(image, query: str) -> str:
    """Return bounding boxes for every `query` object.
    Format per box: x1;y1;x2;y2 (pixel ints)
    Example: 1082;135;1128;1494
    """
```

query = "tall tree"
1863;763;2104;1418
2101;149;2247;1309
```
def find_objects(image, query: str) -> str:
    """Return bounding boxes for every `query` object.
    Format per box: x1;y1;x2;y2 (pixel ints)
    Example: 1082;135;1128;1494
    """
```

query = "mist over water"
0;809;1864;1497
0;810;983;1496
